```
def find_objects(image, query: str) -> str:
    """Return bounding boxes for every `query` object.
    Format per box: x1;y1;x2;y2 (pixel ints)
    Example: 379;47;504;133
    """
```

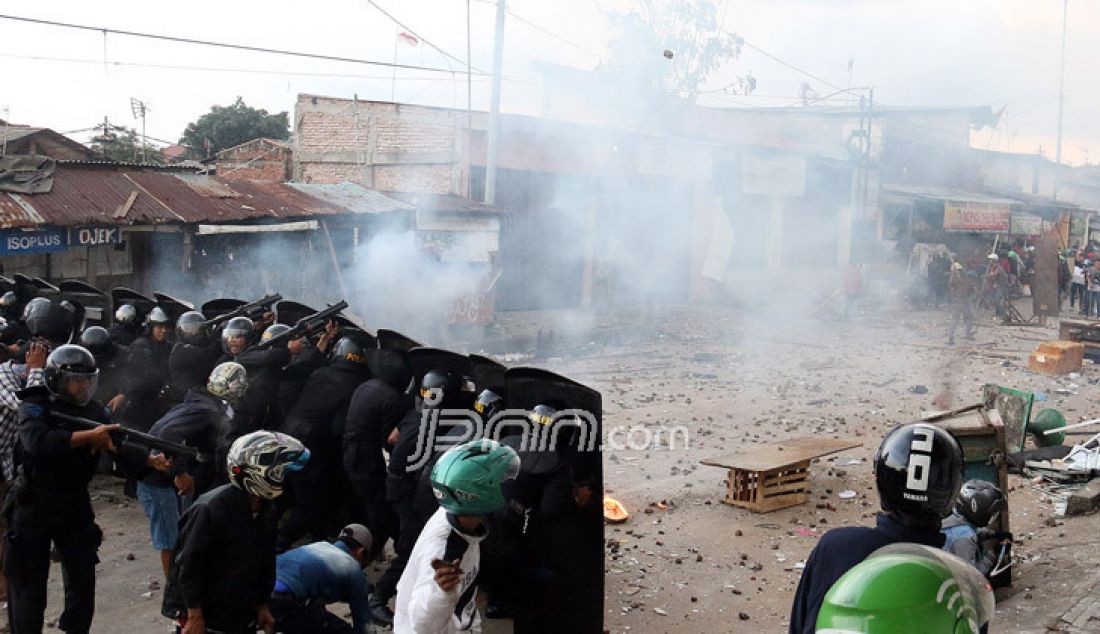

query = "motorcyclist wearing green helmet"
816;543;994;633
393;439;520;634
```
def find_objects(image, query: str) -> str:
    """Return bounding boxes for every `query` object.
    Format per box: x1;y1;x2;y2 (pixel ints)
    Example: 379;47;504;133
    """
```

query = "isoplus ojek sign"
0;226;124;255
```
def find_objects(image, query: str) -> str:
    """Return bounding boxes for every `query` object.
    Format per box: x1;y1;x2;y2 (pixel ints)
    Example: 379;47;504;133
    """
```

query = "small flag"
398;32;419;46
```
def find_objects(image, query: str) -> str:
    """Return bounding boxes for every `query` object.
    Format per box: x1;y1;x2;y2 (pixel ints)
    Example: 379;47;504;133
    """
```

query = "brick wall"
293;96;474;195
216;139;291;182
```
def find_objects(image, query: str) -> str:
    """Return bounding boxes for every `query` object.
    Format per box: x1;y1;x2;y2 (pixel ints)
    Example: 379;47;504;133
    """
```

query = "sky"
0;0;1097;164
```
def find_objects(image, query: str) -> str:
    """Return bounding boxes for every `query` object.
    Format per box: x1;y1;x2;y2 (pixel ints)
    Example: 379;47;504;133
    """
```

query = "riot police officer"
108;303;142;346
167;311;221;402
277;335;372;548
78;326;128;409
116;307;173;431
5;345;165;633
219;318;290;437
343;345;414;570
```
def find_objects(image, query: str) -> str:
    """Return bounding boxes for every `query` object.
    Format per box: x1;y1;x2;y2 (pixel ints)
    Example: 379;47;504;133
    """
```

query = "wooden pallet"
701;437;862;513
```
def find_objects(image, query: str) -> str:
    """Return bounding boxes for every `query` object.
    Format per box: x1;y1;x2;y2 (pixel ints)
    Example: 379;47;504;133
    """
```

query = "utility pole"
466;0;473;130
484;0;505;205
1056;0;1068;164
130;98;147;163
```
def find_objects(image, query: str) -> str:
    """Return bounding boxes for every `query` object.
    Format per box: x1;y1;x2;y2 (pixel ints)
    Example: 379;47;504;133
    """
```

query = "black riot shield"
408;347;475;407
376;329;422;352
59;281;109;328
30;277;59;295
500;367;603;634
200;298;247;322
469;354;507;394
273;300;317;326
110;287;156;324
153;293;194;324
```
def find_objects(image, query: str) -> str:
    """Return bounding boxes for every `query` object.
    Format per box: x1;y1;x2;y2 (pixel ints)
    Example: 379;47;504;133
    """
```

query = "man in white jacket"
393;439;520;634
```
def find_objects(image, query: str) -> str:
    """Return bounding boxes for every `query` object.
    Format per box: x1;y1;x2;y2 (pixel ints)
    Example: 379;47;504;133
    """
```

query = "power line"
362;0;487;74
0;13;485;76
469;0;604;61
728;31;845;92
505;7;604;61
0;51;501;83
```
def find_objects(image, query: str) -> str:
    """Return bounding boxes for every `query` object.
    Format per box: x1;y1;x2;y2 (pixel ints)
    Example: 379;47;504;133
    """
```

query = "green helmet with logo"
430;439;520;516
816;543;994;634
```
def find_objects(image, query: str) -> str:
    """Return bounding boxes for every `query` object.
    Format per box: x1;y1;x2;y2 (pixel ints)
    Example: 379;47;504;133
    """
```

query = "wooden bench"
701;437;862;513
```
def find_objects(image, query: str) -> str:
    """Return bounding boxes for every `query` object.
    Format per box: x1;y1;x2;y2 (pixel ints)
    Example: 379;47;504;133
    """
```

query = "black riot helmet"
954;479;1006;528
260;323;292;348
78;326;113;356
44;344;99;406
332;336;369;367
221;316;254;354
0;320;27;346
0;291;19;320
146;306;172;327
874;423;964;521
175;311;210;346
474;388;504;421
23;298;76;346
114;303;139;325
419;370;465;410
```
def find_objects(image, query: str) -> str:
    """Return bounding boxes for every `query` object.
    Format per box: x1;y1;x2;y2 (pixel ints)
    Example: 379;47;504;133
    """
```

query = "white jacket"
394;508;486;634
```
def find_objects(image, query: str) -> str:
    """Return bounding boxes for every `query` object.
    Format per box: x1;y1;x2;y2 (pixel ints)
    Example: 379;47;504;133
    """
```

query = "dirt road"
17;301;1100;632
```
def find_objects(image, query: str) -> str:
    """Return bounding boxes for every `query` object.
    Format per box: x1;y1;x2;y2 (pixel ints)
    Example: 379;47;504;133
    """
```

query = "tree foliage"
179;97;289;159
88;126;164;164
601;0;741;102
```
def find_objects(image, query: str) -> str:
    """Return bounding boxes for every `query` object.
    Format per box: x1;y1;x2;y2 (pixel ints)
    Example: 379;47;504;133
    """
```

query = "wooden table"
701;437;862;513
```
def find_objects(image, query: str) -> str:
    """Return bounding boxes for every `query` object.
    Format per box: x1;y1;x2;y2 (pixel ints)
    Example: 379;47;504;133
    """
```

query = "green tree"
179;97;289;159
88;126;164;164
601;0;741;102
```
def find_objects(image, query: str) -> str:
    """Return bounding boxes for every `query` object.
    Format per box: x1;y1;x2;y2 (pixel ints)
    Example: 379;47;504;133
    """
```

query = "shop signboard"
943;202;1010;232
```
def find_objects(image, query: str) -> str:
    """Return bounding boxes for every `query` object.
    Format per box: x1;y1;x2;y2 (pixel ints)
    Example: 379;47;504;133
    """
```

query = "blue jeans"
136;481;186;551
1088;290;1100;318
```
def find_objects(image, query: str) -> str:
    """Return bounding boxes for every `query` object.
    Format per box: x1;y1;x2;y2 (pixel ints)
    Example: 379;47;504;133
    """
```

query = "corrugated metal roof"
382;191;503;214
287;182;413;214
0;193;43;228
0;165;383;228
882;184;1025;206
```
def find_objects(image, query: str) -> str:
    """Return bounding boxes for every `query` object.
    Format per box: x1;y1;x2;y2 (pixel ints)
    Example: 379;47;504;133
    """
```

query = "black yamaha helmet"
45;344;99;406
260;324;292;348
23;298;75;346
332;336;369;366
955;479;1006;528
146;306;172;326
78;326;113;356
221;316;254;353
874;423;964;519
175;311;210;346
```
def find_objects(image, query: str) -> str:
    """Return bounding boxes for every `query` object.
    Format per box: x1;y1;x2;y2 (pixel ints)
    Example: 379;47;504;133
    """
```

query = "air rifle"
253;300;349;350
206;294;283;328
52;412;202;460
